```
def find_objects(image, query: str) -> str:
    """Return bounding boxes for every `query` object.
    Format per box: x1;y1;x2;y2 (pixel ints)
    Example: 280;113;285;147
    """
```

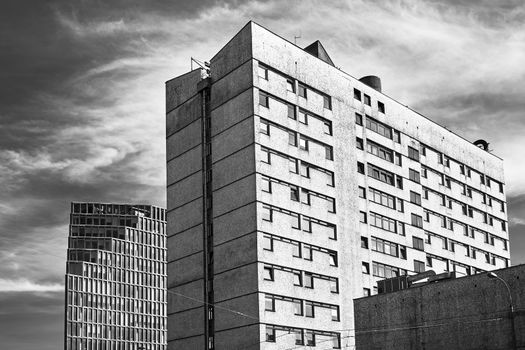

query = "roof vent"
359;75;382;92
473;139;489;151
304;40;335;67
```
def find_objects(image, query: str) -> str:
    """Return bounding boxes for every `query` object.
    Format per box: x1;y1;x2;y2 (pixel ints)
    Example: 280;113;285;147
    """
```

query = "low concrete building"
354;264;525;350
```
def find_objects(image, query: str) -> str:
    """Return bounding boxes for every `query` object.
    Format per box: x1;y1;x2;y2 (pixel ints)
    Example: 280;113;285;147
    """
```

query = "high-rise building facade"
166;22;510;349
65;202;167;350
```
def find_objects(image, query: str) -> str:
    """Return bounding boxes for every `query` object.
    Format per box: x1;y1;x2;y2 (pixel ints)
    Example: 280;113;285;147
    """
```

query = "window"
367;140;394;163
408;146;419;161
299;110;308;124
358;186;366;198
393;130;401;143
303;245;312;261
287;79;295;92
371;237;399;257
266;326;275;342
414;260;425;273
295;330;304;345
330;279;339;293
293;300;303;316
298;84;307;98
300;163;310;178
259;91;269;107
262;206;272;221
290;187;299;202
368;164;395;186
355;113;363;125
366;117;393;139
301;190;311;205
324;95;332;110
411;214;423;228
373;261;404;278
289;131;297;146
263;235;273;251
329;252;338;267
378;101;385;113
293;271;302;286
287;104;296;119
326;146;334;160
354;88;361;101
357;162;365;174
261;148;271;164
265;295;275;311
395;153;402;166
363;288;371;297
369;187;395;209
263;266;274;281
426;256;433;267
292;242;301;258
413;237;424;251
362;262;370;274
305;302;314;317
289;158;298;173
260;119;270;135
299;136;309;151
306;331;315;346
361;237;369;249
262;177;272;193
304;272;314;288
359;211;367;223
369;212;398;233
331;306;340;321
324;121;333;135
397;198;404;212
258;65;268;80
410;191;421;205
364;94;371;106
356;137;364;150
409;169;420;183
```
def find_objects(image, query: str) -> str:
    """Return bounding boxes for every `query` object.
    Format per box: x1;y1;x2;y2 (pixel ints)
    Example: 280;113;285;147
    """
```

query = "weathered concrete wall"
354;265;525;350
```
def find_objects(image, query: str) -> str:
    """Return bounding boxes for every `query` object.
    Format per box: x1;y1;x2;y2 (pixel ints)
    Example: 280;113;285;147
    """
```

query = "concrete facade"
64;202;167;350
166;22;510;349
354;265;525;350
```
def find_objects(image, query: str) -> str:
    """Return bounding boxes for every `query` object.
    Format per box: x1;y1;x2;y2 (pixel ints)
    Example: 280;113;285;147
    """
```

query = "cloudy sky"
1;0;524;348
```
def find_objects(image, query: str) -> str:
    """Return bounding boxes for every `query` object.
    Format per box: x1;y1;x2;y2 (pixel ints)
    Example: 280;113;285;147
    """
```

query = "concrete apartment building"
165;22;510;349
354;265;525;350
64;202;167;350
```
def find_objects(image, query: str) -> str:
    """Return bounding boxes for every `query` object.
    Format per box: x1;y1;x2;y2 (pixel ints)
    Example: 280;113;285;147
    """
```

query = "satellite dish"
473;139;489;151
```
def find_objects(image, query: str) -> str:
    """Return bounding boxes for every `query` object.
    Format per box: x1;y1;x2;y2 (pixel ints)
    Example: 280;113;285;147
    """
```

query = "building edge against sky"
64;202;167;350
166;21;509;349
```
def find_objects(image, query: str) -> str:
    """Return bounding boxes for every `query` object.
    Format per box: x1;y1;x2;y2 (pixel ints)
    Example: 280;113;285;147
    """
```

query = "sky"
1;0;524;348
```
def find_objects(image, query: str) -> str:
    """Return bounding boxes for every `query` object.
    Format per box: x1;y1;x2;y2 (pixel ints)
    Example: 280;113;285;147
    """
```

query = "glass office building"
65;202;167;350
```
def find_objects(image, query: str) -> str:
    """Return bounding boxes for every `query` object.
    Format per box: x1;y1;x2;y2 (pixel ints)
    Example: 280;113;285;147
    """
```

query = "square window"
411;214;423;228
364;94;371;106
262;177;272;193
299;110;308;124
302;218;312;233
324;95;332;110
263;266;274;281
300;163;310;178
354;88;361;101
378;101;385;114
414;260;425;273
259;92;269;107
261;148;271;164
287;104;296;119
361;236;369;249
358;186;366;198
298;84;307;98
409;169;420;183
412;237;424;251
363;288;371;297
287;79;295;92
357;162;365;174
306;331;315;346
302;190;311;205
260;120;270;135
262;206;272;222
359;211;367;223
294;330;304;345
410;191;421;205
299;137;309;151
264;295;275;311
263;235;273;251
355;113;363;125
305;302;314;317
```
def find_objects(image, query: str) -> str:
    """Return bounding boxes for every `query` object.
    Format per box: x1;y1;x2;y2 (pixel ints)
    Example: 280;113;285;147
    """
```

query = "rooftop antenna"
294;31;302;45
191;57;210;72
